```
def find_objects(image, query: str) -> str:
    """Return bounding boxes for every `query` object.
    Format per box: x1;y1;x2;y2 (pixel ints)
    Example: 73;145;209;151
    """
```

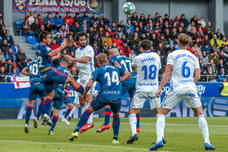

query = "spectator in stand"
190;15;198;26
192;42;202;56
54;12;64;30
81;20;90;33
210;34;221;48
129;49;136;60
221;37;228;46
198;17;206;27
180;14;189;28
120;41;130;56
101;14;110;26
11;41;20;55
1;39;10;55
102;31;112;48
207;66;216;82
64;12;74;26
209;50;220;66
16;48;27;71
216;28;224;40
44;12;55;25
208;58;217;74
31;18;42;38
66;33;75;53
24;11;35;26
45;20;54;33
50;39;59;50
112;34;122;49
0;12;3;20
73;12;82;24
37;14;44;26
201;51;209;65
0;66;8;82
90;13;100;24
129;32;140;51
4;30;14;46
125;19;134;35
217;67;226;82
59;25;67;38
100;41;109;54
22;18;34;35
82;12;90;22
0;24;6;39
205;21;213;33
71;21;81;37
0;48;5;66
187;21;196;33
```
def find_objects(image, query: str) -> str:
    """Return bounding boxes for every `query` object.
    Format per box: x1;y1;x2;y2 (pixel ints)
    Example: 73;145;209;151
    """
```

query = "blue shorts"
41;68;68;93
64;97;74;105
52;90;65;110
122;78;136;98
91;95;121;113
28;83;46;101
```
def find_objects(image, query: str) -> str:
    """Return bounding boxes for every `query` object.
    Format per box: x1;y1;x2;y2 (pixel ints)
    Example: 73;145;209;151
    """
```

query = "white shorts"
131;92;161;109
77;76;95;95
162;86;201;109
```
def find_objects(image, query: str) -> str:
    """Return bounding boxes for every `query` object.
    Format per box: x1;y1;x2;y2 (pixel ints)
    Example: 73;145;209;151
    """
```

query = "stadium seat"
26;36;36;44
33;42;40;50
15;20;23;35
0;36;2;44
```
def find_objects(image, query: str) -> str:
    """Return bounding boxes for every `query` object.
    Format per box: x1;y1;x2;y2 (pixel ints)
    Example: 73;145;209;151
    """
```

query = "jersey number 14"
104;71;120;86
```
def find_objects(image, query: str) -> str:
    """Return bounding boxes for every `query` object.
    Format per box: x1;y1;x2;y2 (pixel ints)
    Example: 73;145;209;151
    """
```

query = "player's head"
60;57;69;67
75;32;87;48
108;48;119;58
140;39;152;53
39;31;51;45
96;53;109;66
178;33;190;49
69;62;77;75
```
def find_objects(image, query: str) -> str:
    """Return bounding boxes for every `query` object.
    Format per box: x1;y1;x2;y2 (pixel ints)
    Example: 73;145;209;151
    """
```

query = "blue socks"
76;85;84;94
74;109;92;132
64;107;73;119
25;105;33;124
50;115;58;131
44;98;52;115
136;114;140;130
104;108;112;125
112;114;120;140
36;100;45;119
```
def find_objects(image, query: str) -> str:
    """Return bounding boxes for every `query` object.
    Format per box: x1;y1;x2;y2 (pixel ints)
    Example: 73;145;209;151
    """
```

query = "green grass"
0;117;228;152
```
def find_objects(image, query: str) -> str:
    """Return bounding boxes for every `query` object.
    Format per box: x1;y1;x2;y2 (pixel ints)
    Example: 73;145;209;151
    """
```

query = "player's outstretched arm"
194;68;201;84
120;71;131;82
65;55;91;64
48;40;66;57
156;64;173;97
20;67;30;76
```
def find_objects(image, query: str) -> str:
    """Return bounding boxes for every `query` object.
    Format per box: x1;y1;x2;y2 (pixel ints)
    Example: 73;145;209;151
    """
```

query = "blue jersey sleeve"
91;68;100;82
118;66;125;76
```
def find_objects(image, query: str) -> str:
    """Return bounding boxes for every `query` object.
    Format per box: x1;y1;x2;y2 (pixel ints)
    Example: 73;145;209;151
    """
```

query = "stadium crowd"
1;11;228;82
0;12;29;82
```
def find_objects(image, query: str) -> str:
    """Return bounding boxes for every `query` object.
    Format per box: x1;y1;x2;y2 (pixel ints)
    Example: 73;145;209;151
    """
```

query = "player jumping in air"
65;32;96;133
21;60;46;133
149;33;215;151
68;53;131;144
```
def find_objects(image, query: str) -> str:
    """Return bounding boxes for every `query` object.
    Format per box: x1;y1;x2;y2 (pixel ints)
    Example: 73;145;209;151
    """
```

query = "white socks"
198;115;210;144
128;114;137;136
156;114;165;142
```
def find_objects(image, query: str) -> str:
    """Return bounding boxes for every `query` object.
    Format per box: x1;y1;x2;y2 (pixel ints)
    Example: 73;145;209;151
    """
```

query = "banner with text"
13;0;104;14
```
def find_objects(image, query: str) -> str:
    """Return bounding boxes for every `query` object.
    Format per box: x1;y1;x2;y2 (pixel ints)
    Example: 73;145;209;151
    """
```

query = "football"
123;2;135;15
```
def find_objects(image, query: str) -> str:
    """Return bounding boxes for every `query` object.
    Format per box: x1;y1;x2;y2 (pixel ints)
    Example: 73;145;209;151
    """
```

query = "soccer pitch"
0;117;227;152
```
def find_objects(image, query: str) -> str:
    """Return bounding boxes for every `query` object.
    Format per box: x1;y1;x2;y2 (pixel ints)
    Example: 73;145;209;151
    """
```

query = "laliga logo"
15;0;26;10
197;84;205;97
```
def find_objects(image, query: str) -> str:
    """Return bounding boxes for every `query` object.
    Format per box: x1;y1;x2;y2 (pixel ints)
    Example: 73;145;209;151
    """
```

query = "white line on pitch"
0;140;169;152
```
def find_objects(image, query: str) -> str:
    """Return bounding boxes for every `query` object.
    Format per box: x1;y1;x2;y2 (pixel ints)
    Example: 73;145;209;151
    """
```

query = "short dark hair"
75;32;87;41
39;31;49;42
140;39;152;51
